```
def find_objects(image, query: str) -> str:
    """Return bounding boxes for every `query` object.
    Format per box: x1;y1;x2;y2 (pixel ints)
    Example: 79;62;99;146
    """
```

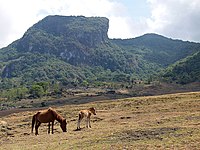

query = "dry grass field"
0;91;200;150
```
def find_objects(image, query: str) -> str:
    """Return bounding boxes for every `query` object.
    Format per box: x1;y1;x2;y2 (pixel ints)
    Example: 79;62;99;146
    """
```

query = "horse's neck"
88;108;94;114
51;109;63;123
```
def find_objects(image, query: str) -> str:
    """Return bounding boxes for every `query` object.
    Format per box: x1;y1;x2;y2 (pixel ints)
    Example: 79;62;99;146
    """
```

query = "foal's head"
60;119;67;132
89;107;96;115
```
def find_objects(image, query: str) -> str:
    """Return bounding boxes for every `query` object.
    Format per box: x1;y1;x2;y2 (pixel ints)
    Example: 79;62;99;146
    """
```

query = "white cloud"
0;6;12;47
0;0;200;48
0;0;128;48
0;0;43;47
115;0;200;42
146;0;200;42
108;16;134;39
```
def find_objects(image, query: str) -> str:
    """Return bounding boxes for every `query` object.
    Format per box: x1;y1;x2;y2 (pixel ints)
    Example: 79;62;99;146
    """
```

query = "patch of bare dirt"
116;127;180;141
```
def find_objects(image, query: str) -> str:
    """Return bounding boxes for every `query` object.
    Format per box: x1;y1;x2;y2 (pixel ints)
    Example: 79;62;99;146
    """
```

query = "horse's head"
90;107;96;115
60;119;67;132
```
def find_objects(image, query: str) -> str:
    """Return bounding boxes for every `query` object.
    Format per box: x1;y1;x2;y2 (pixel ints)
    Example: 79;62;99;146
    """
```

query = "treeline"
0;81;61;100
0;76;155;100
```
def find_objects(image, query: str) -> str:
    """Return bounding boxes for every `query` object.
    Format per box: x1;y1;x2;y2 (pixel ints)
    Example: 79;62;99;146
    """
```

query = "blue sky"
120;0;151;19
1;0;200;48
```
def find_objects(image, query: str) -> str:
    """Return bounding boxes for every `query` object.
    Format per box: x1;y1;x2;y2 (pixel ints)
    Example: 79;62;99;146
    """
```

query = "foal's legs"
77;118;81;130
86;116;91;128
77;114;83;130
86;117;89;128
88;117;91;128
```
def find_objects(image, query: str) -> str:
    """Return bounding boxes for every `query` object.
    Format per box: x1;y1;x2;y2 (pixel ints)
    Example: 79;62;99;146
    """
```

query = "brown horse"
77;107;96;130
31;107;67;135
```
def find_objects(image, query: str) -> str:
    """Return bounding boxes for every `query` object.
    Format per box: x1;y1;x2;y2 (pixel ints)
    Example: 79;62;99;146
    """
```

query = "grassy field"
0;91;200;150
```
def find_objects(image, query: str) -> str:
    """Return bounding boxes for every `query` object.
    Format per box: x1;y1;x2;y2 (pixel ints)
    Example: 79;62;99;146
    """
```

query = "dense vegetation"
0;15;200;100
112;34;200;66
162;51;200;84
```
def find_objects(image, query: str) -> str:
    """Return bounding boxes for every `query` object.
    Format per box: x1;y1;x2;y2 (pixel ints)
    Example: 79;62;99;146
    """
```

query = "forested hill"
112;34;200;66
162;51;200;84
0;15;200;89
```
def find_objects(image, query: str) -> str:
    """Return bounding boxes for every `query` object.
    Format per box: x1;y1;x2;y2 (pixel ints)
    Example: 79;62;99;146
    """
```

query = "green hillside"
112;34;200;66
0;15;200;90
162;51;200;84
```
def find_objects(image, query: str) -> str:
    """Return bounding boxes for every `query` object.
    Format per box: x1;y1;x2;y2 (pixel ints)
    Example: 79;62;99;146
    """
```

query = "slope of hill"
162;51;200;84
0;15;200;89
112;33;200;66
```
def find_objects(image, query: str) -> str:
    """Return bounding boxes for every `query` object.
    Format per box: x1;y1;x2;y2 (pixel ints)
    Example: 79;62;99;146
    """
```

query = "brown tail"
31;114;36;133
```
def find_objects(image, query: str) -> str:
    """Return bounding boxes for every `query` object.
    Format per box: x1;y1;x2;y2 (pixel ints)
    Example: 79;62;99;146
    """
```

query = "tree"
35;82;49;93
53;82;61;94
81;80;89;87
29;85;45;98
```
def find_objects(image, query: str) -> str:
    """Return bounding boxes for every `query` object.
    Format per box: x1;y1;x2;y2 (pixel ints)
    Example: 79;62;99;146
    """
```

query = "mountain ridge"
112;33;200;66
0;15;199;88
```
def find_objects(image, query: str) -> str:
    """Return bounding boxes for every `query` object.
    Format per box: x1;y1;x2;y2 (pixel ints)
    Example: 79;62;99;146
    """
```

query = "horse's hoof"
75;128;81;131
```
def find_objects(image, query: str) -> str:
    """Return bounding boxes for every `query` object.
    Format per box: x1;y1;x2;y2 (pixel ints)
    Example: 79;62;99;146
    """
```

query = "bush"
1;87;28;100
29;85;45;98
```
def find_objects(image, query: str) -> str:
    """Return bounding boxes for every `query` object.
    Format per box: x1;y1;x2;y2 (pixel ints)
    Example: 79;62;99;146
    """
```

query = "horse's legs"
77;118;81;129
51;121;54;134
87;113;92;128
48;122;50;134
86;117;89;128
89;117;91;128
77;114;82;130
77;119;80;130
35;121;41;135
35;121;38;135
86;117;91;128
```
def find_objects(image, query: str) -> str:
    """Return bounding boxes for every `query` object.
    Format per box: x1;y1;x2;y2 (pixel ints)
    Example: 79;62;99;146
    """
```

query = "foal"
77;107;96;130
31;107;67;135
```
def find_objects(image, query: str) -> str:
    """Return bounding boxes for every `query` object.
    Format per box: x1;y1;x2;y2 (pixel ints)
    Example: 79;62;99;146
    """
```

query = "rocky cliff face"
15;15;110;66
34;15;109;46
16;16;109;52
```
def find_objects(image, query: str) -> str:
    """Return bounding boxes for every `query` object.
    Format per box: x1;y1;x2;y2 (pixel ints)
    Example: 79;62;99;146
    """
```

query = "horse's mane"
49;108;64;123
89;107;95;111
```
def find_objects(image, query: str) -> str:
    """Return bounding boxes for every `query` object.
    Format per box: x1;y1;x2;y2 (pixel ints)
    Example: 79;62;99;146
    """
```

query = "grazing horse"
31;107;67;135
77;107;96;130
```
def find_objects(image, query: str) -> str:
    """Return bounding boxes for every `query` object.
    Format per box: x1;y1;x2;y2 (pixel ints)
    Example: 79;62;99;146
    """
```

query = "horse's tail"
31;114;36;133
